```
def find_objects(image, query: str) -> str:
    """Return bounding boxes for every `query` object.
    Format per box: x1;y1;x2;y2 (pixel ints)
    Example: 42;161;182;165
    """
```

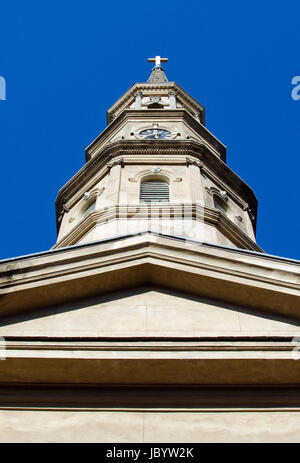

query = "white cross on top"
148;56;168;67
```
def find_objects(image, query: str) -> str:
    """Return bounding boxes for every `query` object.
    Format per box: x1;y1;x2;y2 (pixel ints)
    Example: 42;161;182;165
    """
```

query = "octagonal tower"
54;58;261;252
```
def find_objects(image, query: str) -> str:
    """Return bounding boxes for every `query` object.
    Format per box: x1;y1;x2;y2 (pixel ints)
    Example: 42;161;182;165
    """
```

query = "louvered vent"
213;195;228;216
140;181;169;203
83;200;96;217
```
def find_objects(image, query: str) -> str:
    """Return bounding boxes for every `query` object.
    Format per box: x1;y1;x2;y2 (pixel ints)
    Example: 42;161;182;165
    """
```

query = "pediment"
1;286;300;338
0;233;299;324
106;82;205;125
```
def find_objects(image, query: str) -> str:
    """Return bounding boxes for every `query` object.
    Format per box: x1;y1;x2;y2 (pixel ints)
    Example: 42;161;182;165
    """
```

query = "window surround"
140;177;170;203
82;199;97;218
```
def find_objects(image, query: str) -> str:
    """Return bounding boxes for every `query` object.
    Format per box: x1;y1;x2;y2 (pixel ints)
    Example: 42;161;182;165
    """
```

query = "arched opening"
83;199;96;218
140;180;170;203
213;194;228;216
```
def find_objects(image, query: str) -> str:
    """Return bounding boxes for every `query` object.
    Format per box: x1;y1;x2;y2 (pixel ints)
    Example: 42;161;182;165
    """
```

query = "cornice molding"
0;233;299;321
55;139;257;234
106;81;205;125
53;202;262;252
1;342;300;387
86;109;224;161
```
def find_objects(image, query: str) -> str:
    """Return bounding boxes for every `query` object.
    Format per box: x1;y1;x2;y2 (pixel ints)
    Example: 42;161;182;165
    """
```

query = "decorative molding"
0;340;300;391
87;109;224;161
76;187;106;219
202;165;249;212
56;140;257;234
107;157;124;171
186;157;204;168
106;82;205;125
144;96;168;108
133;167;182;184
6;233;300;328
94;186;105;196
54;202;262;253
209;187;228;201
83;192;91;201
82;187;104;202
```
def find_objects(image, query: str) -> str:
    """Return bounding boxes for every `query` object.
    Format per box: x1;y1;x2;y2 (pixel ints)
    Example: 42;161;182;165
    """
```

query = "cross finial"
148;56;168;67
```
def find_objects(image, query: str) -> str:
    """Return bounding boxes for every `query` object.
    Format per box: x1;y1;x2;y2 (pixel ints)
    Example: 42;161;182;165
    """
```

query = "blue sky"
0;0;299;260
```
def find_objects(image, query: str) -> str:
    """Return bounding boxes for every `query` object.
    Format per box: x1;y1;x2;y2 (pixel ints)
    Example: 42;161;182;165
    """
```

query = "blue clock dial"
140;129;171;139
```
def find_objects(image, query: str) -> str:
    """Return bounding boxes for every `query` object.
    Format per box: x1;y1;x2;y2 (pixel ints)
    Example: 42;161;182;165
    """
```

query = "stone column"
186;157;204;202
169;90;177;109
134;90;143;109
104;159;123;206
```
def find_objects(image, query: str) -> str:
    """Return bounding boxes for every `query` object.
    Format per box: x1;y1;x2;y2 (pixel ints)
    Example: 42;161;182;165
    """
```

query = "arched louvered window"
140;180;169;203
83;199;96;218
213;195;228;216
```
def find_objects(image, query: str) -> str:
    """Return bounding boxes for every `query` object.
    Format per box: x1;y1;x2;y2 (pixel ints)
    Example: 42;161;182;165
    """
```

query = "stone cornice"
0;340;300;387
106;81;205;125
85;109;225;161
55;139;257;234
53;203;262;252
0;233;299;319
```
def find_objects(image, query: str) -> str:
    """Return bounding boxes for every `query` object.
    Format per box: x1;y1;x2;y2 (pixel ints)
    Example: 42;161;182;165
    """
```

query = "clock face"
139;129;171;139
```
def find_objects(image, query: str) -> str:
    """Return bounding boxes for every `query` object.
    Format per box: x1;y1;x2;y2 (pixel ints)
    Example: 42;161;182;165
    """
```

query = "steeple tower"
54;58;261;252
2;58;300;445
147;56;169;83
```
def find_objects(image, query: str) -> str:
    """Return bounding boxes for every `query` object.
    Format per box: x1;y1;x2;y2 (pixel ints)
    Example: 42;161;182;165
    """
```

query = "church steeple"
147;56;168;83
54;58;261;253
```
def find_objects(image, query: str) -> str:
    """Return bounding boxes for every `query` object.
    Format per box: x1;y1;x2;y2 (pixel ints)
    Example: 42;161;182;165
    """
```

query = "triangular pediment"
106;82;205;125
1;233;299;325
1;286;300;338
